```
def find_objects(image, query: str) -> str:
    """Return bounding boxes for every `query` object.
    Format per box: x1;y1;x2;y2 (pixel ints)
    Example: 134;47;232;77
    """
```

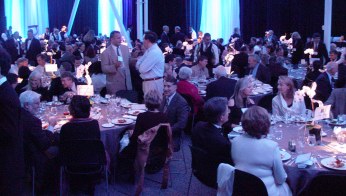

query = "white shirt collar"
213;124;222;129
0;76;7;85
166;92;176;105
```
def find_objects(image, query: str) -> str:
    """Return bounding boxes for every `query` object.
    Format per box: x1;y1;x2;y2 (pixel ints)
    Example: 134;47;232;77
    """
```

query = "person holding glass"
20;71;51;101
272;76;306;117
231;106;292;196
223;76;255;132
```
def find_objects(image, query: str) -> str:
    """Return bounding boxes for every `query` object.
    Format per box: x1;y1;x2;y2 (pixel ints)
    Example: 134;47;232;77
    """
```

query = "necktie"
163;98;169;113
314;43;318;51
331;77;335;89
116;46;120;56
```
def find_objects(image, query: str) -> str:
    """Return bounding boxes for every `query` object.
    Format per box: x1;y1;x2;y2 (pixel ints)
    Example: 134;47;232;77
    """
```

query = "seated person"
88;61;106;94
177;67;204;114
161;76;189;151
164;54;176;78
49;71;85;102
245;54;271;84
119;90;169;174
15;66;31;94
224;76;255;131
6;73;18;89
191;97;233;187
20;71;50;101
206;65;237;100
191;55;210;79
325;86;346;118
174;56;189;78
231;106;292;196
9;57;29;75
19;90;59;193
303;60;322;86
272;76;306;117
59;95;101;195
314;62;338;102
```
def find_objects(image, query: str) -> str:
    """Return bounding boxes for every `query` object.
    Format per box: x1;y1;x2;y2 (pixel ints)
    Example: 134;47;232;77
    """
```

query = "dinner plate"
102;123;114;128
127;109;146;116
199;90;206;95
46;101;63;106
233;126;244;134
321;157;346;170
280;150;291;161
121;103;133;108
112;118;134;125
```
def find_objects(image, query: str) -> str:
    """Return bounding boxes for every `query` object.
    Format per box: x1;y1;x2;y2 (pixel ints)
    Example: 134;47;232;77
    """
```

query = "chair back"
134;123;173;196
233;169;268;196
189;145;218;188
301;174;346;196
60;139;106;173
116;90;139;103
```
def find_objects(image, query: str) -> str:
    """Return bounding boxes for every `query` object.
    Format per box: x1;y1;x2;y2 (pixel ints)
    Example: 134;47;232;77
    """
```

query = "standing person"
136;31;165;95
25;29;42;66
291;32;304;66
0;48;24;195
101;31;132;95
193;33;219;77
160;25;171;46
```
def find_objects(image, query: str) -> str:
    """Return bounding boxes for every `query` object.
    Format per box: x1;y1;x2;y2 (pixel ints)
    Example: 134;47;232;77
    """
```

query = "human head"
6;73;18;88
165;54;175;65
329;50;338;61
18;66;31;79
277;76;295;99
214;65;227;78
0;47;11;76
28;71;42;90
241;106;270;139
163;75;177;97
198;55;208;67
144;90;162;111
312;33;321;44
19;90;41;115
175;56;183;65
36;54;47;66
12;31;19;39
232;76;253;107
312;60;322;71
204;97;229;124
16;57;29;68
291;32;301;40
69;95;91;118
74;56;83;68
60;71;74;89
45;27;50;33
110;31;121;47
163;25;169;33
143;31;158;49
174;26;181;33
248;54;260;68
203;33;211;45
27;29;34;39
179;67;192;80
326;62;338;75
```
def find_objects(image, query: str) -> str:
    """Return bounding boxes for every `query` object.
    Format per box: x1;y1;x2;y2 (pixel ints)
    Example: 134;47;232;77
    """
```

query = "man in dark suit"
305;33;329;65
4;31;23;63
336;54;346;88
0;48;24;195
246;54;271;84
206;65;236;100
170;26;186;47
314;62;338;102
58;44;75;68
191;97;233;187
25;29;42;66
231;45;248;77
160;25;171;46
160;76;189;151
20;90;59;193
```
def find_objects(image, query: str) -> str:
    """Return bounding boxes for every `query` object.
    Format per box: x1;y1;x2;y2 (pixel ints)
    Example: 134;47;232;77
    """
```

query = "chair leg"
32;166;35;196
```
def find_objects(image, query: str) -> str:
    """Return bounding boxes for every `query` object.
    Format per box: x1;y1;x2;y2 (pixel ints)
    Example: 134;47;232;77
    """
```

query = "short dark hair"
69;95;91;118
203;97;228;124
18;66;31;79
0;47;11;76
60;71;74;80
312;33;321;38
144;31;158;43
198;55;208;62
36;53;47;62
312;60;322;71
165;54;175;63
329;50;338;55
164;75;177;85
6;73;18;85
241;106;270;139
74;55;83;61
204;33;211;38
110;31;120;39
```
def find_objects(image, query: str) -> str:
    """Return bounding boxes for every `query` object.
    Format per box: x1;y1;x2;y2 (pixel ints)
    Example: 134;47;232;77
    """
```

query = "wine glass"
51;107;58;116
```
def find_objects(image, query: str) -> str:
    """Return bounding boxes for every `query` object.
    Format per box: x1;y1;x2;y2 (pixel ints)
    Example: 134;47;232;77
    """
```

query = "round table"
270;121;346;195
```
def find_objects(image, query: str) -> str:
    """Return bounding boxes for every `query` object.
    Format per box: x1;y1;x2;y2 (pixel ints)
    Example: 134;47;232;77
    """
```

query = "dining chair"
301;174;346;196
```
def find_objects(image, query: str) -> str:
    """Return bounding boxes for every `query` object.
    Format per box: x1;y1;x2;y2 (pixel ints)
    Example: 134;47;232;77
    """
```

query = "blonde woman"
272;76;306;117
21;71;50;101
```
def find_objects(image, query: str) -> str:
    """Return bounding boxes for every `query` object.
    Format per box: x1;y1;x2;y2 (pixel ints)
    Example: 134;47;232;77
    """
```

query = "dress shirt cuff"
47;125;55;132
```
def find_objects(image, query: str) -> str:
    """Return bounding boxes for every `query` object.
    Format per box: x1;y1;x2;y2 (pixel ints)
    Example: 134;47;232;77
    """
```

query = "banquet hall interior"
1;0;346;195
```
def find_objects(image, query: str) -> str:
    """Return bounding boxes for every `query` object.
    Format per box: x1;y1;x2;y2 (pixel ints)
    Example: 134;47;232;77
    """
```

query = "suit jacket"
231;52;248;77
4;38;22;63
101;44;132;94
246;63;271;84
0;81;24;195
314;72;333;102
291;38;304;64
336;63;346;88
25;38;42;62
171;32;186;46
206;76;237;100
49;77;85;98
58;51;75;68
305;41;329;64
191;121;233;186
160;32;170;45
325;88;346;117
160;93;189;136
60;118;100;143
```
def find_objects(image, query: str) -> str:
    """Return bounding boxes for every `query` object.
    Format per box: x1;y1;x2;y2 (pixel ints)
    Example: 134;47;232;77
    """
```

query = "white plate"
112;118;134;125
102;123;114;128
127;109;146;116
280;150;291;161
121;103;133;108
46;101;63;106
321;157;346;170
233;126;244;134
199;90;206;95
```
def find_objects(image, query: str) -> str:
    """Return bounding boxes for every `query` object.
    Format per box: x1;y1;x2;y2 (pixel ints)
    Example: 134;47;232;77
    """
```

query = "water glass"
51;107;58;116
307;134;316;146
52;96;58;103
274;130;283;140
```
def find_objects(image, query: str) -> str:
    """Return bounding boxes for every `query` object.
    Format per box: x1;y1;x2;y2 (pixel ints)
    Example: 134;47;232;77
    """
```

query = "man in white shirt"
136;31;164;95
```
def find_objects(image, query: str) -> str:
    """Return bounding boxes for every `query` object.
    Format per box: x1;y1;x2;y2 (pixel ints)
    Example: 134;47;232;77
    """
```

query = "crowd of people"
1;23;346;195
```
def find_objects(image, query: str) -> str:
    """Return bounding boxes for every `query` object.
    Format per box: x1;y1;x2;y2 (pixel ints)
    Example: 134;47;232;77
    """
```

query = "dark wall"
0;0;6;33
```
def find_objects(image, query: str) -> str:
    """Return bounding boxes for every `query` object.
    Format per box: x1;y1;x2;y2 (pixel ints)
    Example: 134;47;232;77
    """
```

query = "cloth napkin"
217;163;235;196
295;153;313;168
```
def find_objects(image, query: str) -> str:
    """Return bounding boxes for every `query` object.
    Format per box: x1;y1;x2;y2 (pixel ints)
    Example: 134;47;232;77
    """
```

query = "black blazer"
60;119;100;143
314;72;333;102
49;77;85;97
4;38;22;63
305;41;329;64
0;81;24;195
160;32;170;45
231;52;248;77
246;63;271;84
160;93;189;136
25;38;42;62
336;63;346;88
291;38;304;64
206;76;237;100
